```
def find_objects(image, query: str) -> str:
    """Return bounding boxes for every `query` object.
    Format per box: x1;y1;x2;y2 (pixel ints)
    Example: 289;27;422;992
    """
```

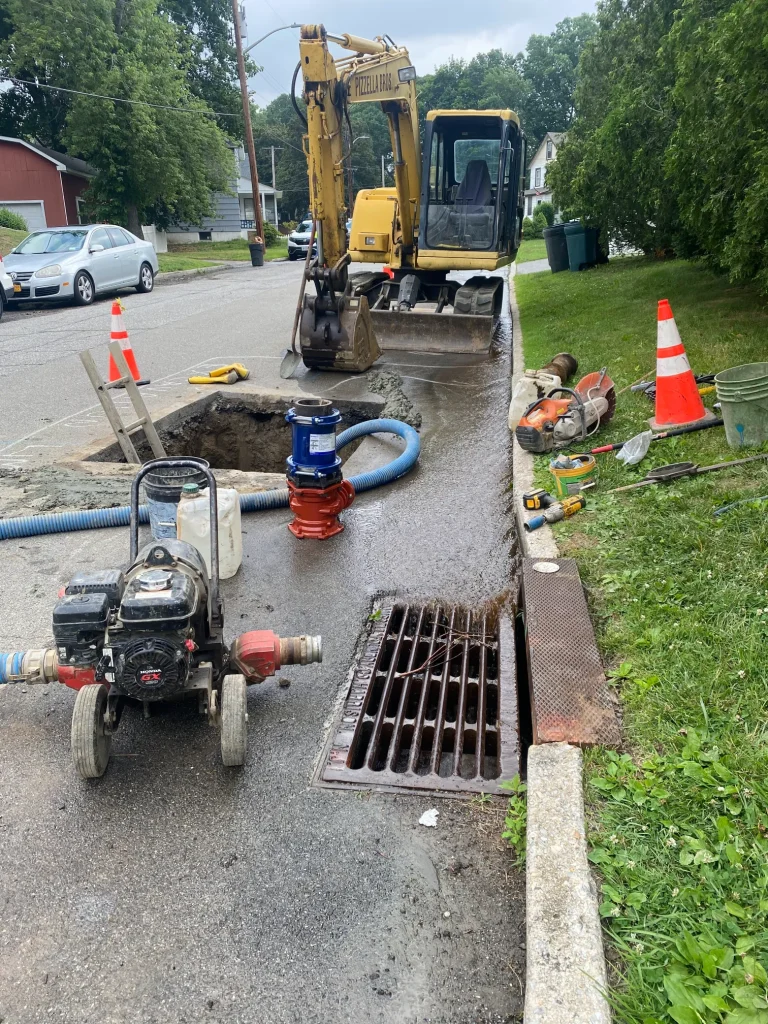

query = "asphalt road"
0;263;524;1024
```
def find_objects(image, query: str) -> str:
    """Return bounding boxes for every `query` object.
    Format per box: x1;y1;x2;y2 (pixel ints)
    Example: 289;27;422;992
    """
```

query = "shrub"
524;208;548;238
0;208;27;231
281;220;297;233
536;201;555;226
262;221;279;247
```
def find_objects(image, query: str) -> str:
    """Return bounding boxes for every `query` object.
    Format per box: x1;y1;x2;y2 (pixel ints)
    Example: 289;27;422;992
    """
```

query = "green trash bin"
564;222;599;272
543;225;569;273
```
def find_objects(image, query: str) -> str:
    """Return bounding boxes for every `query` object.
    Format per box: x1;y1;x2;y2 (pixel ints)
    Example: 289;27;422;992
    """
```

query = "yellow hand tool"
188;363;251;385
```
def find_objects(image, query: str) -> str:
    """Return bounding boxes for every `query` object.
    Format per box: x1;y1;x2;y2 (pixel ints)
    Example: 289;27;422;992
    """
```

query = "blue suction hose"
0;418;420;541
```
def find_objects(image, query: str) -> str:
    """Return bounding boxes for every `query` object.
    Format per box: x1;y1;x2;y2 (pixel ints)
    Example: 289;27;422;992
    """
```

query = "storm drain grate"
319;602;519;794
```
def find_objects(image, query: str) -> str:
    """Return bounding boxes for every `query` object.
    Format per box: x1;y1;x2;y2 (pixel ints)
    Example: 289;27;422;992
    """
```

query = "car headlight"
35;264;62;279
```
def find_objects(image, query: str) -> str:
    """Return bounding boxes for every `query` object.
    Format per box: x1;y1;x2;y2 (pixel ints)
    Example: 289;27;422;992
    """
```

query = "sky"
241;0;597;107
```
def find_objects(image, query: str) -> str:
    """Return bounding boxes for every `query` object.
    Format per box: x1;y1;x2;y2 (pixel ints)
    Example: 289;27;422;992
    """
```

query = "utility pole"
271;145;278;228
232;0;264;242
381;153;386;188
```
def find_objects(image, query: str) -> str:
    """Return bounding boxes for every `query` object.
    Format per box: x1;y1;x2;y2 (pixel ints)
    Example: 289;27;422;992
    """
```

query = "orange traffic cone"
650;299;715;429
108;299;149;386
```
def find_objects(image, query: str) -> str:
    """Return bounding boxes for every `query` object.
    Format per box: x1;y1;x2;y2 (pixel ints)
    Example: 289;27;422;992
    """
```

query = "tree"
668;0;768;288
519;15;598;147
549;0;768;291
0;0;233;234
252;94;310;223
547;0;685;254
418;50;529;129
161;0;243;127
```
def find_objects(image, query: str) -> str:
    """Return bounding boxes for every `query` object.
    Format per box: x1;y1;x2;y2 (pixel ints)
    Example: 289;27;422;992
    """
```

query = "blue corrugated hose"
0;418;420;540
0;651;25;683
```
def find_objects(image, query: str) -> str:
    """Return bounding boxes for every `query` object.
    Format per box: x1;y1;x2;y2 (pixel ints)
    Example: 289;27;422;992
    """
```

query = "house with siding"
0;137;94;229
524;132;563;217
166;145;282;243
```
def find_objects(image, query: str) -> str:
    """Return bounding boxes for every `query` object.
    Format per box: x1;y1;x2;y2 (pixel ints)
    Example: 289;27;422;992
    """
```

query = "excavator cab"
419;111;525;264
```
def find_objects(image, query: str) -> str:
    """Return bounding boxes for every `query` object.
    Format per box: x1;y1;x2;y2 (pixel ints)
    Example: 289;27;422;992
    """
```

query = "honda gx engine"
53;540;219;702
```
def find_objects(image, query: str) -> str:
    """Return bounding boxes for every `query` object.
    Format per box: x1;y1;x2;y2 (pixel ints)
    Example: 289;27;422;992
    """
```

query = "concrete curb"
509;266;611;1023
155;263;232;285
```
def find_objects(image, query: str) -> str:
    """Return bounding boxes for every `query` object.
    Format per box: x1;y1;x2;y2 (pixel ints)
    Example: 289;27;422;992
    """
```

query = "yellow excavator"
288;24;527;374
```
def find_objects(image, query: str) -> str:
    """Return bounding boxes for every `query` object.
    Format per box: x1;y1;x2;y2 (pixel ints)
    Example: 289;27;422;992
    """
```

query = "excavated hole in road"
86;392;383;472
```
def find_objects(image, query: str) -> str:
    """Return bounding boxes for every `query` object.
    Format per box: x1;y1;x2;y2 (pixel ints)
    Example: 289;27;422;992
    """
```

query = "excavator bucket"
370;309;494;355
299;292;381;373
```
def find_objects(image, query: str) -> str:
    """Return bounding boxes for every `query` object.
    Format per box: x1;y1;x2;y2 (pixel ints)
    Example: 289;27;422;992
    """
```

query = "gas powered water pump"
285;398;355;539
6;460;322;779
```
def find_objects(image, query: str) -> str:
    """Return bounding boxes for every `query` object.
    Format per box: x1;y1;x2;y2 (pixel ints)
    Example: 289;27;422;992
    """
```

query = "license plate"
13;283;21;293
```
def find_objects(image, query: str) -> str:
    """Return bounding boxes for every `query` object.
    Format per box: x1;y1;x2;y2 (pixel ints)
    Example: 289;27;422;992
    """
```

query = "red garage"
0;137;94;231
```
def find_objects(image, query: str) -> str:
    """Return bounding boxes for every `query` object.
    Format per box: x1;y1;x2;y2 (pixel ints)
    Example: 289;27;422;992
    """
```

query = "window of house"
527;195;533;215
546;139;553;160
534;167;542;188
199;230;212;241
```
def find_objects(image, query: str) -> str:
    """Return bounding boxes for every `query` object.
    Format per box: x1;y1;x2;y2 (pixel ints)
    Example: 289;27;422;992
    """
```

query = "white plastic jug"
176;484;243;580
508;370;562;430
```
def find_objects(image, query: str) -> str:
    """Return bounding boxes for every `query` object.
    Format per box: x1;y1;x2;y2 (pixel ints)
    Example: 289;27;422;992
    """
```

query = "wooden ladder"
79;342;166;464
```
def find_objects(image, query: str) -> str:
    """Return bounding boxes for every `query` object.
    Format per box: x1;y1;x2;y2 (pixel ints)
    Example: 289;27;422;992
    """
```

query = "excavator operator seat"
455;160;493;206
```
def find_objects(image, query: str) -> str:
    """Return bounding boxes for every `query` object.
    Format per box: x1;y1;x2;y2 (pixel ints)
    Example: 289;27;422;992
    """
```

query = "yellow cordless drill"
524;493;586;532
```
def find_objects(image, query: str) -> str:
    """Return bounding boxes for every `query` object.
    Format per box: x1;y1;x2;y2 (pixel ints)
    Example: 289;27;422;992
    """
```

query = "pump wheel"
220;674;248;767
71;684;112;779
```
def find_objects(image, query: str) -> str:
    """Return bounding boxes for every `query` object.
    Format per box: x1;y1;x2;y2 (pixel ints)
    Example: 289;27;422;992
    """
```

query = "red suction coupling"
286;479;355;540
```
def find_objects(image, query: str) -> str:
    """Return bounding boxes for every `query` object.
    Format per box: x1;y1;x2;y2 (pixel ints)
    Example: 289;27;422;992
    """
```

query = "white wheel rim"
78;276;92;301
142;267;153;288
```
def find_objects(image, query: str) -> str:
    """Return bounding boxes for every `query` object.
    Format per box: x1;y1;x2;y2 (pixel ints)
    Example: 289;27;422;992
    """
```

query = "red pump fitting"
286;479;355;540
231;630;323;683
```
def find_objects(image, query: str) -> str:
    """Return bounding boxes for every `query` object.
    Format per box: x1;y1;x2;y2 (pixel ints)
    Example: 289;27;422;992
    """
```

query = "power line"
5;76;242;117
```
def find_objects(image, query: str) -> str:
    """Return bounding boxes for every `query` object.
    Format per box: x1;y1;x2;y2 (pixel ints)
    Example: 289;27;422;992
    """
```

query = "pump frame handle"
130;459;221;627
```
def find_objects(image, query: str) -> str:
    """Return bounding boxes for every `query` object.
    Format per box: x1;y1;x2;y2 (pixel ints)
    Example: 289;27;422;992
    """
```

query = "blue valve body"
286;401;342;485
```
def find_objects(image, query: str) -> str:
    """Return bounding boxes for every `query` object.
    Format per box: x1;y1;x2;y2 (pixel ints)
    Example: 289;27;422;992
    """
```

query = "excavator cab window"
421;114;519;253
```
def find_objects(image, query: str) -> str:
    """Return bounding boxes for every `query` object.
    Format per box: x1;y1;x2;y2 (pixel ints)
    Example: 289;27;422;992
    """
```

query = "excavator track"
453;276;504;317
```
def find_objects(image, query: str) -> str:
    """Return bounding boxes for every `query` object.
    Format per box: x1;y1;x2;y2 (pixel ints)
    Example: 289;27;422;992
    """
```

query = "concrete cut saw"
515;369;616;453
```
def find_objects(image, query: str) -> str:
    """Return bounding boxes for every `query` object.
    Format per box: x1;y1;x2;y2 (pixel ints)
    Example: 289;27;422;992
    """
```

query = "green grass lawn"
516;257;768;1024
167;237;288;262
0;227;28;256
516;238;547;263
157;253;220;273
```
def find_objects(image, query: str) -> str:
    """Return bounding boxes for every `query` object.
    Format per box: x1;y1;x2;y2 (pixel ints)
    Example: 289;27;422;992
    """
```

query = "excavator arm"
295;24;421;372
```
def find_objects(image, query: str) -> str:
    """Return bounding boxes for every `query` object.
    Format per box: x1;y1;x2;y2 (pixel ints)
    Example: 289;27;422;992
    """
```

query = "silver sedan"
5;224;159;306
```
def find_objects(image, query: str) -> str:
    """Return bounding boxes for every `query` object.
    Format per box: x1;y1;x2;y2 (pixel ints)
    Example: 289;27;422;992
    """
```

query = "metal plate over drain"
319;602;519;795
522;557;620;747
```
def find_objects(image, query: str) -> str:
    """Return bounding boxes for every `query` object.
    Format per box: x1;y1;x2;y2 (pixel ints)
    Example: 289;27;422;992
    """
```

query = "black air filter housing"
52;592;110;665
65;570;124;607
